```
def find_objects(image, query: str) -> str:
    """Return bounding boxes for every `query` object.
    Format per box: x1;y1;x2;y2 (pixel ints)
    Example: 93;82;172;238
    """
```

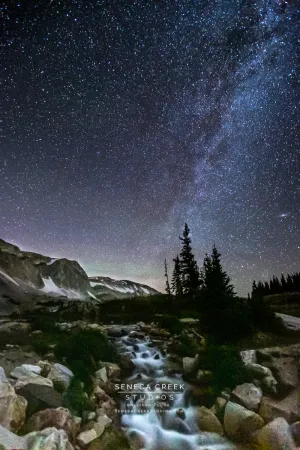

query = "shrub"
63;377;93;416
155;314;184;334
176;331;201;357
30;314;60;334
54;328;118;391
201;342;248;394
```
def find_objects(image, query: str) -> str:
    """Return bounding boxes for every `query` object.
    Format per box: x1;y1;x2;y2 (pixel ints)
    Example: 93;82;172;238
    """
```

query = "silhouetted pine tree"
179;223;200;295
171;255;183;297
164;259;171;296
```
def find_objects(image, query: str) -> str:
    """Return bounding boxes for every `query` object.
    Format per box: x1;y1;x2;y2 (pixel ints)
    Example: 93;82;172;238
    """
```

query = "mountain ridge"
0;238;158;313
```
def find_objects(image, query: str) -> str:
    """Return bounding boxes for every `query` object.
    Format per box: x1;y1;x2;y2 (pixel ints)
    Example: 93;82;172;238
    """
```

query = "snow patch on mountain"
41;277;83;299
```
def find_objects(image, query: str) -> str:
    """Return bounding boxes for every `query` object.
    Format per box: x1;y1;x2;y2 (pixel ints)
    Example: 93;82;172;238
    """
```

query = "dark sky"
1;0;299;295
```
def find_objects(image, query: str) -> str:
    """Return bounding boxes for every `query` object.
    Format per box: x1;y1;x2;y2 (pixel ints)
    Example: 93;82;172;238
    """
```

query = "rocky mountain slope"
0;239;158;312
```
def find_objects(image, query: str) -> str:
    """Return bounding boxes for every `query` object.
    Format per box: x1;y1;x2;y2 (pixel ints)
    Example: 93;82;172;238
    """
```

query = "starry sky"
1;0;299;295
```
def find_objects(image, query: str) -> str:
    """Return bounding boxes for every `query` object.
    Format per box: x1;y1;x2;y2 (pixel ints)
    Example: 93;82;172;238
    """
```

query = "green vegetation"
202;343;248;394
63;377;93;415
31;316;118;392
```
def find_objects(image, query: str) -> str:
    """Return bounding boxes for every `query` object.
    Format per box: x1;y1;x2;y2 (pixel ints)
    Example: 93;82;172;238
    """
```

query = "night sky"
1;0;299;295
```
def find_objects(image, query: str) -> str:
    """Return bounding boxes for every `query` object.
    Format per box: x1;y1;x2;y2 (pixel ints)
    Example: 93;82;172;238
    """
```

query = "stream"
112;326;235;450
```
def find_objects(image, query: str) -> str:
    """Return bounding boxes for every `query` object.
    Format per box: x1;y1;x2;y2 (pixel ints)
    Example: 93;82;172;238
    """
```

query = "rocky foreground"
0;320;299;449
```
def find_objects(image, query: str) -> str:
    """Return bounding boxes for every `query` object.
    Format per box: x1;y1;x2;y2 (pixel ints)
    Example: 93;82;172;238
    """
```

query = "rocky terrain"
0;319;299;449
0;239;158;314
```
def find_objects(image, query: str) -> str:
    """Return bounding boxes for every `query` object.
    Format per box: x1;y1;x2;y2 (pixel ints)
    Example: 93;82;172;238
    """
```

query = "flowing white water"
116;330;235;450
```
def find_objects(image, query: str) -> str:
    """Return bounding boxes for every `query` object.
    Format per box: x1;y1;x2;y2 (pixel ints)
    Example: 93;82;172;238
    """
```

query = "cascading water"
115;327;235;450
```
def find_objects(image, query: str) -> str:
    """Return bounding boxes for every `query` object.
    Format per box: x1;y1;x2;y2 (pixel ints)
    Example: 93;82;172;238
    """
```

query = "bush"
63;377;93;416
201;342;248;394
30;314;60;334
54;328;118;391
155;314;184;334
176;331;201;357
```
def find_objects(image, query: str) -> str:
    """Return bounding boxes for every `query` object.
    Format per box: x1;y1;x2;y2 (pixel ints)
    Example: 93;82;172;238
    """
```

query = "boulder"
37;361;52;377
26;427;74;450
182;356;198;376
48;363;74;392
10;365;40;380
265;357;298;397
244;363;273;379
102;362;120;381
196;406;224;435
252;417;296;450
223;401;264;442
210;396;227;421
240;350;256;365
291;422;300;445
0;424;27;449
258;389;299;424
15;378;62;416
95;367;108;383
0;425;74;450
77;415;112;447
87;425;131;449
119;353;134;372
0;367;27;432
25;407;81;441
231;383;262;412
261;375;278;395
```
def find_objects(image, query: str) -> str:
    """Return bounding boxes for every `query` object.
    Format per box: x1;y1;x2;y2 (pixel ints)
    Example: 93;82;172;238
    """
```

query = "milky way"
1;0;299;295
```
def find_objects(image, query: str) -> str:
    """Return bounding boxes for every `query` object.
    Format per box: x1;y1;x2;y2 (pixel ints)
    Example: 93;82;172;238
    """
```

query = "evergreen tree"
164;259;171;296
179;223;200;295
171;255;183;297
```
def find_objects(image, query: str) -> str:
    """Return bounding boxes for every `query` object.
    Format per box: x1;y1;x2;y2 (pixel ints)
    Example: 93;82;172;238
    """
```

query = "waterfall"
116;330;235;450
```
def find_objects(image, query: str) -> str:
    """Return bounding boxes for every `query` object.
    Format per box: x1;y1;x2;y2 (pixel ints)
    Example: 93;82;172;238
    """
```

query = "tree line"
163;223;283;343
252;272;300;297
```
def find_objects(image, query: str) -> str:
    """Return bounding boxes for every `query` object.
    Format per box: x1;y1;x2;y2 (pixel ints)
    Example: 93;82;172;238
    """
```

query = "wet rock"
176;408;186;420
223;401;264;442
119;353;134;372
231;383;262;412
252;417;296;450
25;407;81;441
129;331;145;339
182;356;198;377
93;386;109;403
0;367;27;432
166;416;191;434
196;406;224;435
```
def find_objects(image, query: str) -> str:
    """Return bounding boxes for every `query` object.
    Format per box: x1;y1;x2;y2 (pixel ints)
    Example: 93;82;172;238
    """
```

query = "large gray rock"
77;414;112;446
0;367;27;432
48;363;74;391
223;401;264;442
182;356;198;376
244;362;273;379
15;378;62;416
0;424;27;449
95;367;108;383
252;417;296;450
0;425;74;450
258;389;299;424
25;407;81;441
231;383;262;412
196;406;224;435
